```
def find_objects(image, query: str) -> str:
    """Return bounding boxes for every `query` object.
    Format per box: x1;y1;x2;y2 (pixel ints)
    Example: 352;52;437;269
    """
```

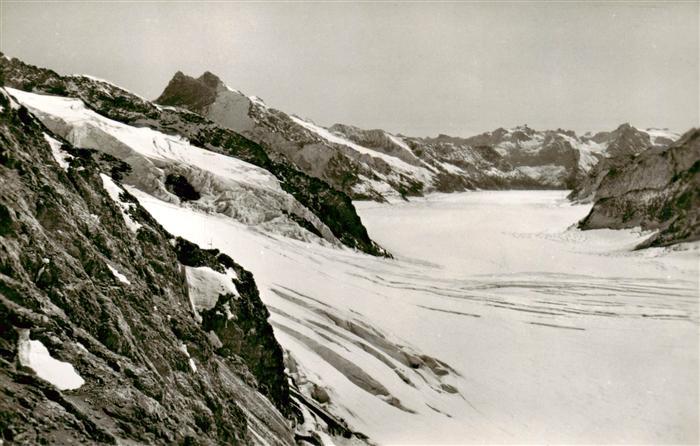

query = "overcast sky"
1;1;697;136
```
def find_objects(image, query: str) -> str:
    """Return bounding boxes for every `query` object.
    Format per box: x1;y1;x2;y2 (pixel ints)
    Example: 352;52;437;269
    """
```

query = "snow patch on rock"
179;343;198;373
0;87;21;110
185;266;239;319
99;174;143;233
43;133;72;170
106;263;131;285
18;330;84;390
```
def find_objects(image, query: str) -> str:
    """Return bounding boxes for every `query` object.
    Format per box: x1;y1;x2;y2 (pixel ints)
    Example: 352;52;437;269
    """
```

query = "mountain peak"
155;70;223;112
197;71;224;88
614;122;634;131
605;122;653;157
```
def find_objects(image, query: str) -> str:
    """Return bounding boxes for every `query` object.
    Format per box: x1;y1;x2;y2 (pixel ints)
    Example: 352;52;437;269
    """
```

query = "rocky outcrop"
158;71;256;135
578;129;700;248
568;156;622;203
173;237;290;412
0;88;295;444
158;71;221;113
0;54;387;257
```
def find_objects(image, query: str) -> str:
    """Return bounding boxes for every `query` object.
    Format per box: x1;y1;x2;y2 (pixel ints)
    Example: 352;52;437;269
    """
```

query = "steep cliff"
579;129;700;248
0;87;295;444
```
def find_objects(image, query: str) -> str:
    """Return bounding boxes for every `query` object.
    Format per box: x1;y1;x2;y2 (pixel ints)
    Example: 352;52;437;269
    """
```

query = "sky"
1;1;697;137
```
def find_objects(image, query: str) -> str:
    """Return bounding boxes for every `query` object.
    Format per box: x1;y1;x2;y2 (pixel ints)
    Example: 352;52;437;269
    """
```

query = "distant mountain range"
156;71;680;200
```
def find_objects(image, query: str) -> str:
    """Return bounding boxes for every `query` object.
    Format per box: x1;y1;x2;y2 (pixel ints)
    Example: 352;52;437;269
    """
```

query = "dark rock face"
157;71;222;114
0;88;294;444
568;155;622;203
0;54;387;257
579;129;700;248
173;237;290;412
165;174;201;202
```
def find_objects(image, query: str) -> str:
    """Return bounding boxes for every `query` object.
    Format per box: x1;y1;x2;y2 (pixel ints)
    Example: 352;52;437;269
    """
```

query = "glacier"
132;188;698;444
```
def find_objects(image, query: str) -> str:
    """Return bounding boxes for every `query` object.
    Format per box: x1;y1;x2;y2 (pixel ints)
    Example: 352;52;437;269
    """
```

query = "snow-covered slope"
288;114;435;192
644;127;681;146
131;187;698;444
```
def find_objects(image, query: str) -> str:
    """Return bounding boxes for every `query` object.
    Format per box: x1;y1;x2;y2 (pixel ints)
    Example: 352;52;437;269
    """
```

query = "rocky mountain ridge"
0;54;387;257
0;51;696;446
156;71;679;200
